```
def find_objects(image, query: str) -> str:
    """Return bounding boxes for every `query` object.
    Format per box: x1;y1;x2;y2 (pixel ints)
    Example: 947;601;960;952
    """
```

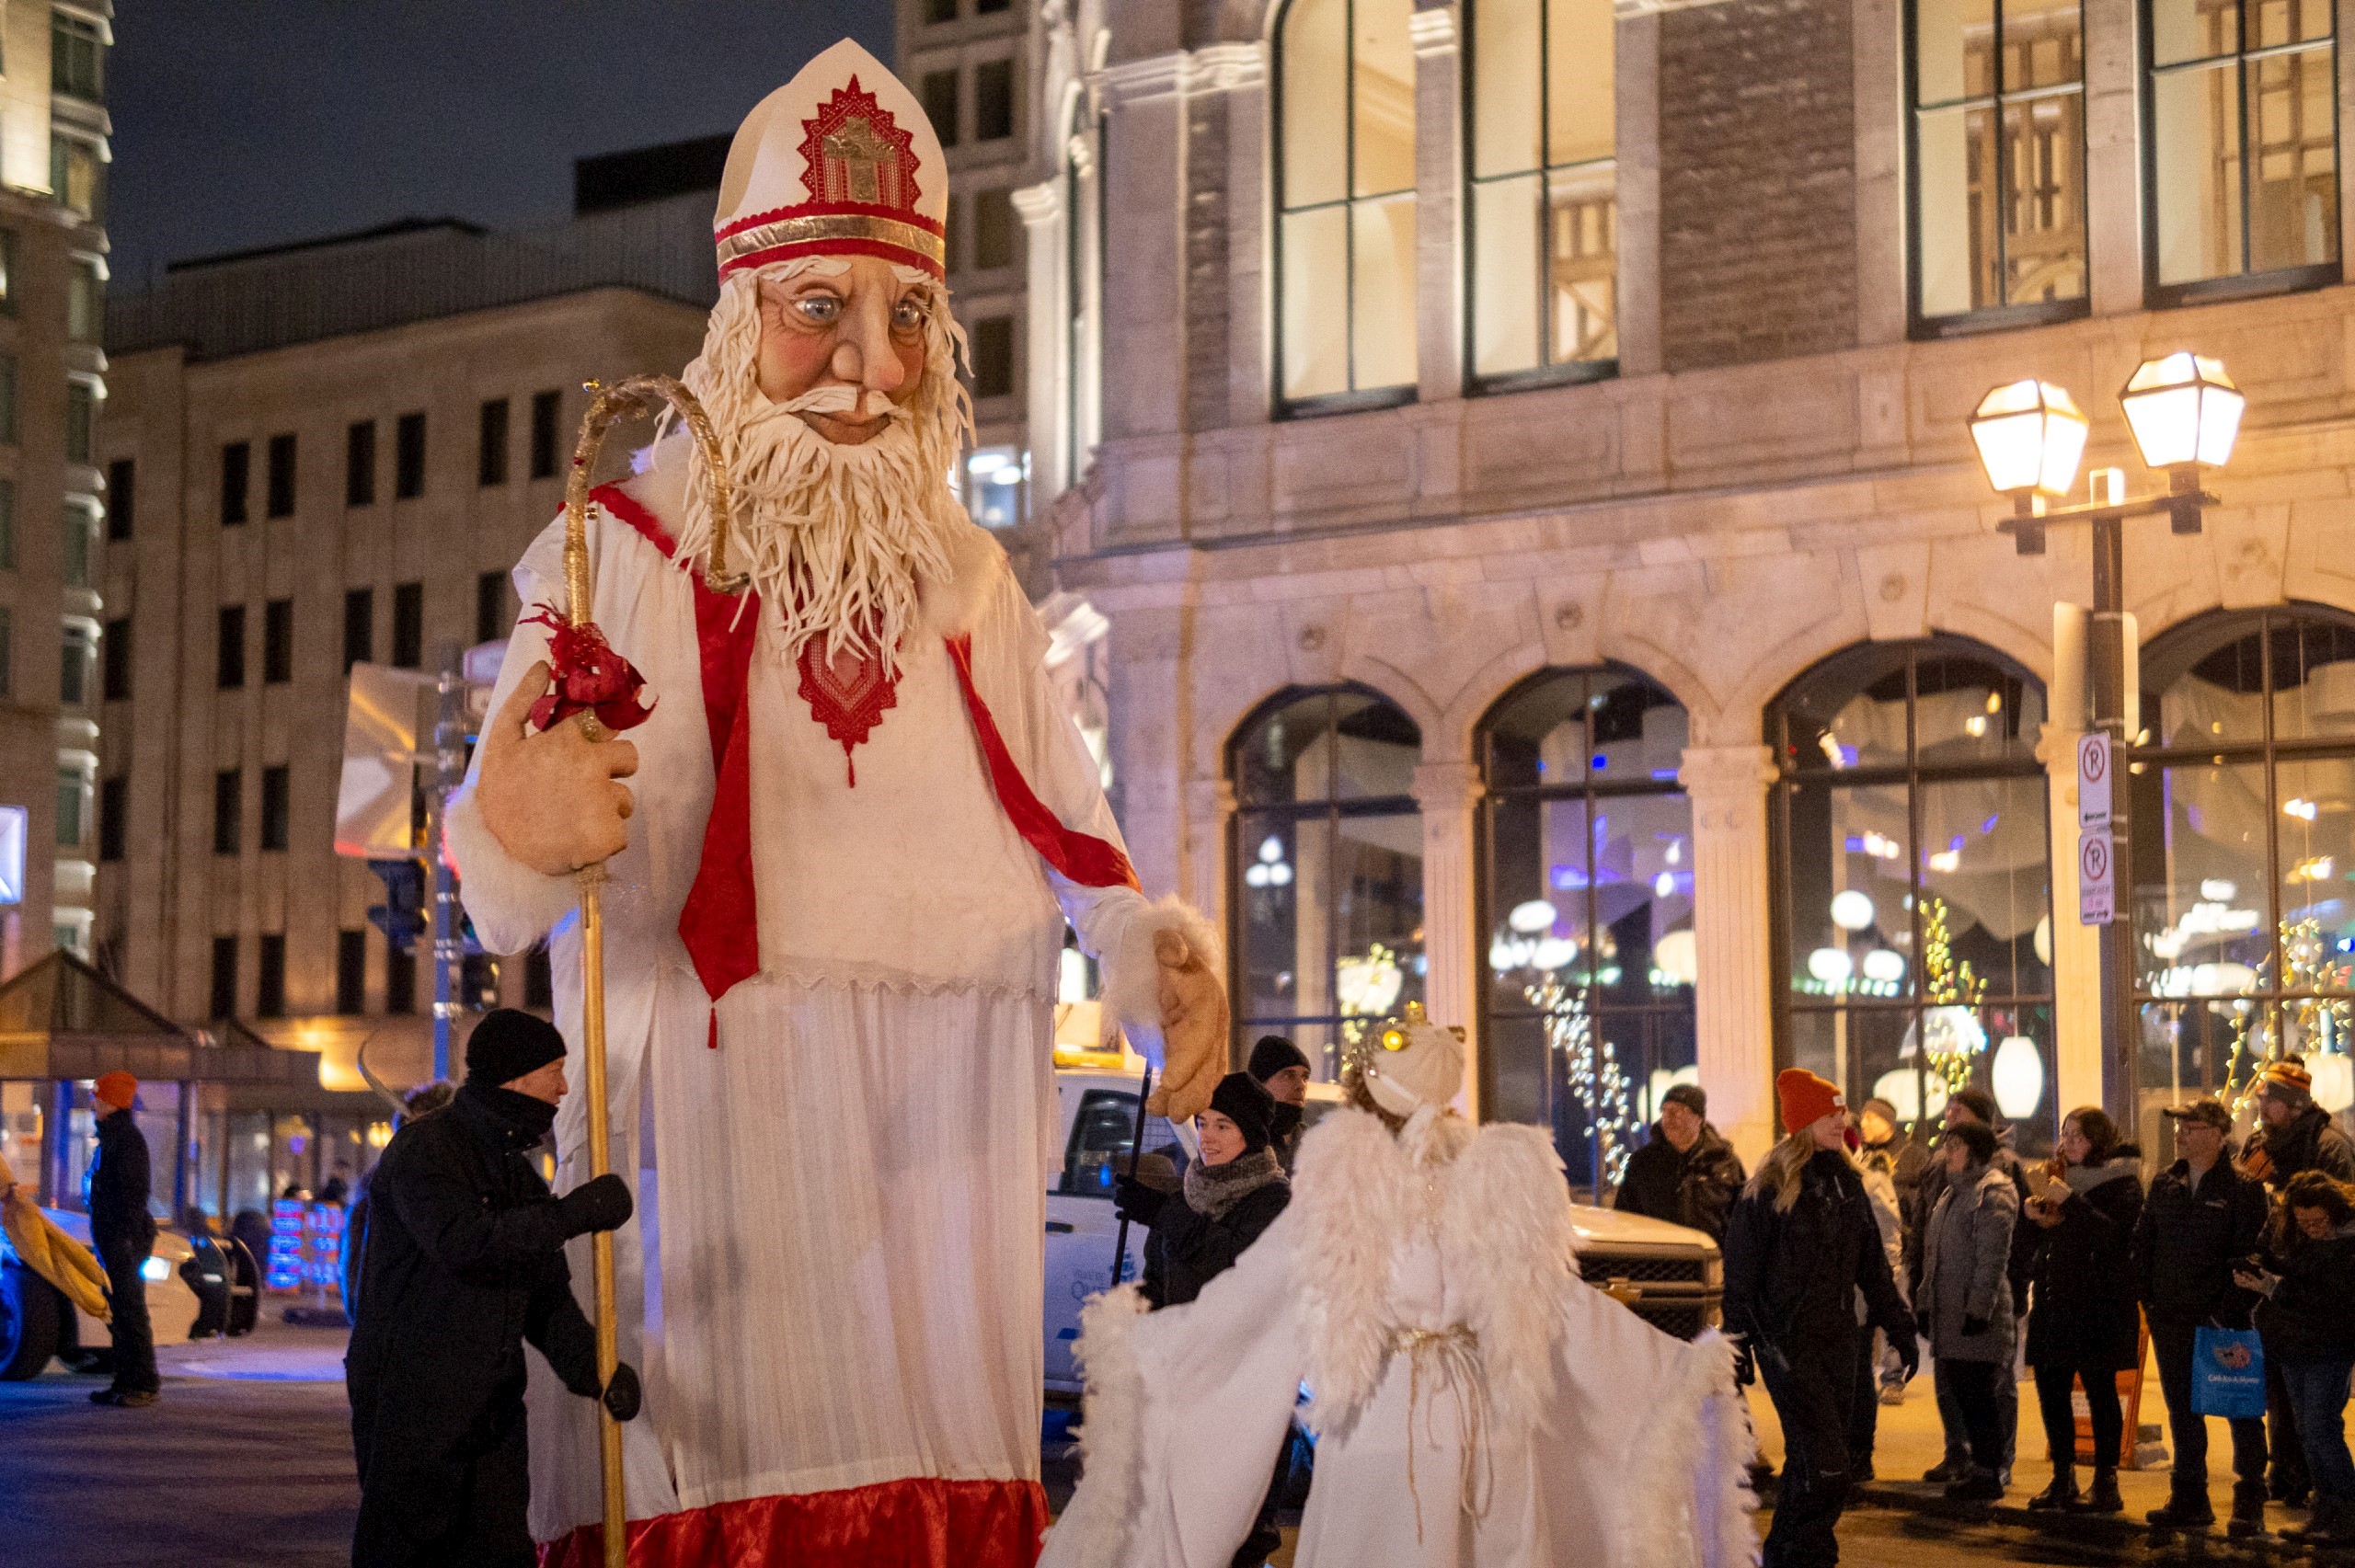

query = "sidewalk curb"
1855;1483;2341;1557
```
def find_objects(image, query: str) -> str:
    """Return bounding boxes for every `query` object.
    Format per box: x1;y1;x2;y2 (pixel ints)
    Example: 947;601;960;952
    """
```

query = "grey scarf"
1182;1148;1285;1221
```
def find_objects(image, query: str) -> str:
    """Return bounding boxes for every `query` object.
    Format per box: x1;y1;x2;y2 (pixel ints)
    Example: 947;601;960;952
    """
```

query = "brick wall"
1657;0;1858;372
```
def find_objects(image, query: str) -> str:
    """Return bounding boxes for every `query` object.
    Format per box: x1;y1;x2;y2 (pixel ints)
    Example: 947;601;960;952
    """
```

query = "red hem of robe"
536;1477;1049;1568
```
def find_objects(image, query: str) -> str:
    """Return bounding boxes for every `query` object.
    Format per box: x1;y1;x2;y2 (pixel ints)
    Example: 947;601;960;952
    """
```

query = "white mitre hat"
1348;1001;1467;1119
714;38;948;283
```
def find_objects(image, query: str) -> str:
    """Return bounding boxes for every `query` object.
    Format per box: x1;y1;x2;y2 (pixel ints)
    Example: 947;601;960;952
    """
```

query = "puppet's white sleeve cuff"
445;785;580;957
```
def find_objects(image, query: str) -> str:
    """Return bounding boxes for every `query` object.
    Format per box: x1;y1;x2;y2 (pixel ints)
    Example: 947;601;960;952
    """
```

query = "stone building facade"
896;0;1063;582
1029;0;2355;1170
97;203;711;1094
0;1;116;970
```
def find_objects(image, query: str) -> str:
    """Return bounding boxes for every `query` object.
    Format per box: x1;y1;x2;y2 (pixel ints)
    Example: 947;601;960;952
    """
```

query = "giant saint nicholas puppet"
446;40;1226;1567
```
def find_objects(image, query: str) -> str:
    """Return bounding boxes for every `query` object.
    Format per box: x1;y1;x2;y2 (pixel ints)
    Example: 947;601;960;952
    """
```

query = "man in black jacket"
347;1011;639;1568
2137;1097;2270;1534
85;1070;157;1407
1614;1082;1746;1242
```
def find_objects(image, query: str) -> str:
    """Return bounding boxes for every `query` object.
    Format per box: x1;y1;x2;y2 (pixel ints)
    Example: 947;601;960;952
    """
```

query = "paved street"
1;1324;2327;1568
0;1322;356;1567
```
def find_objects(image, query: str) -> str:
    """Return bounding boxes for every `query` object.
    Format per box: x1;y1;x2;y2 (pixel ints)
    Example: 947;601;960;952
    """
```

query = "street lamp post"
1970;353;2245;1132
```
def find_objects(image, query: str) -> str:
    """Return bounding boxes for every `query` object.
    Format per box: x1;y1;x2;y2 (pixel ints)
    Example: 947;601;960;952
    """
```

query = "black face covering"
464;1082;558;1150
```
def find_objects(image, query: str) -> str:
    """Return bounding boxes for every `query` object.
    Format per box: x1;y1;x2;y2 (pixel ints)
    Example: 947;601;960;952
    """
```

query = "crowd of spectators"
1669;1051;2355;1553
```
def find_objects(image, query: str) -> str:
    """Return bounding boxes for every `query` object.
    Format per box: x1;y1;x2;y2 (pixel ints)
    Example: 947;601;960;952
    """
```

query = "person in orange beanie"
1723;1068;1920;1565
86;1070;158;1406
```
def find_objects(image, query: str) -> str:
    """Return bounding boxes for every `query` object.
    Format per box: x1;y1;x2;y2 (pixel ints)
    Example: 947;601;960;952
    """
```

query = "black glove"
1961;1314;1990;1339
601;1362;641;1423
1895;1338;1922;1383
1113;1175;1166;1228
1731;1338;1756;1388
557;1173;634;1238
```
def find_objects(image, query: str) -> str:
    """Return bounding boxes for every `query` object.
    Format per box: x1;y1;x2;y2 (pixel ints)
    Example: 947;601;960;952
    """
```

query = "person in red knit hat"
1723;1069;1920;1568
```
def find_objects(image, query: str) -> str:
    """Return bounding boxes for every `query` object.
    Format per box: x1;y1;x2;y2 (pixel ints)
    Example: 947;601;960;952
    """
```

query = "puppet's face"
755;256;931;446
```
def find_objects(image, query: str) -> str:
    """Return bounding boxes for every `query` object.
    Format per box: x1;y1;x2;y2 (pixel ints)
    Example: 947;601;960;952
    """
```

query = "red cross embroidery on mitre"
798;78;923;212
796;631;898;787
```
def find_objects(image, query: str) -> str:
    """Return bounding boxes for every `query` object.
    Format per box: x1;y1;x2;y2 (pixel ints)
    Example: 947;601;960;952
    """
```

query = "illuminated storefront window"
2131;607;2355;1123
1229;686;1423;1082
1771;639;2057;1153
1478;666;1691;1191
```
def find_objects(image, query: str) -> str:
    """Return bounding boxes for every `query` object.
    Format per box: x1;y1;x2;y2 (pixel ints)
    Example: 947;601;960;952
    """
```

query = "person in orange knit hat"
86;1070;158;1406
1723;1069;1920;1566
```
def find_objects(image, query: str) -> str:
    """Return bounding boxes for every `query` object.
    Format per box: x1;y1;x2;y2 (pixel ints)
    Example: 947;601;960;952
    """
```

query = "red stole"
587;485;1139;1045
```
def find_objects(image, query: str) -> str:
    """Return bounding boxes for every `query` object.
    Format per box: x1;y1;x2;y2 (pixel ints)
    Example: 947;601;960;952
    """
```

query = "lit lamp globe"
2120;352;2243;475
1992;1034;2045;1121
1969;378;2089;500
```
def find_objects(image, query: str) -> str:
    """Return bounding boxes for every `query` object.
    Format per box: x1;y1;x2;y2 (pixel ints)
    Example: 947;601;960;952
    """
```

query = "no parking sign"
2079;828;2115;924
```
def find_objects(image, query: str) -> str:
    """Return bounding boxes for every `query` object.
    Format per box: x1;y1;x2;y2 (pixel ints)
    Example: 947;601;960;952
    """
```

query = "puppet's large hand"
475;662;639;876
1144;927;1228;1124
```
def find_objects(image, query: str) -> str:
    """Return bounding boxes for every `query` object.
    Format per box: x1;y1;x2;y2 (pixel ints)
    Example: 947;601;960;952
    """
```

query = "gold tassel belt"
1393;1323;1494;1544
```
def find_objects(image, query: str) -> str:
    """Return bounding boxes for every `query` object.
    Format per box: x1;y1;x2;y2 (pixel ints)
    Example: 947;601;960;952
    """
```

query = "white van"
1044;1063;1190;1394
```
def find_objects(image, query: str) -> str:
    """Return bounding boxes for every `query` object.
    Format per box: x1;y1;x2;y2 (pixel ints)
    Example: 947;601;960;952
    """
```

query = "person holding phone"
2020;1106;2144;1513
2235;1171;2355;1545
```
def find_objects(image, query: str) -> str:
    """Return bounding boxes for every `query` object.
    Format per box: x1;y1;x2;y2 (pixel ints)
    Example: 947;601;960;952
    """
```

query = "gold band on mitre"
716;212;948;279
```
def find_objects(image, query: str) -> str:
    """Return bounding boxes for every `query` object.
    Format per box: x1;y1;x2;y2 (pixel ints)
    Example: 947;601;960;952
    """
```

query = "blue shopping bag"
2191;1326;2268;1419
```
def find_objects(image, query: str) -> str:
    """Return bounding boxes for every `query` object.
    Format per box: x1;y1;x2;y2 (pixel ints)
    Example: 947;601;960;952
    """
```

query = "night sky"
107;1;895;288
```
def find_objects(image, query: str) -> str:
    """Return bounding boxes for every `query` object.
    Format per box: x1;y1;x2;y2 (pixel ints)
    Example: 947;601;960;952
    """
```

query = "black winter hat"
465;1009;569;1089
1207;1071;1278;1152
1248;1035;1310;1083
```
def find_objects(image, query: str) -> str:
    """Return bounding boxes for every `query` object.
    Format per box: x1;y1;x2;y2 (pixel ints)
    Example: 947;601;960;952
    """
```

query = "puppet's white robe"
1040;1109;1756;1568
447;444;1191;1567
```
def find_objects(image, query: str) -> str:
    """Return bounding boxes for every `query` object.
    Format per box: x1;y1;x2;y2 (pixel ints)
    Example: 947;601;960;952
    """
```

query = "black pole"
1109;1065;1153;1292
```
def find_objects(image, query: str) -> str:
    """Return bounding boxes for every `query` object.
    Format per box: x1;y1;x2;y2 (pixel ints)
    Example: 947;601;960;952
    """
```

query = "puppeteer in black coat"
345;1012;636;1568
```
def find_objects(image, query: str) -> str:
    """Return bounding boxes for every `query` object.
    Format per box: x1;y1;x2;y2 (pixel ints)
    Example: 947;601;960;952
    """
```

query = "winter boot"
1923;1457;1970;1484
2028;1464;2081;1511
2228;1481;2269;1539
2280;1497;2354;1545
1945;1468;2005;1504
2081;1467;2124;1515
2145;1482;2215;1529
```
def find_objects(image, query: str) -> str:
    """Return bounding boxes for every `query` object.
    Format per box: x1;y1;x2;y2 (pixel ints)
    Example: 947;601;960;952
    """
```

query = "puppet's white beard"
670;383;963;677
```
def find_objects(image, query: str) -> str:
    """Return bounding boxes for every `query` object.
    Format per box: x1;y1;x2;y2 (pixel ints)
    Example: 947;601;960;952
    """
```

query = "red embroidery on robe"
795;633;898;787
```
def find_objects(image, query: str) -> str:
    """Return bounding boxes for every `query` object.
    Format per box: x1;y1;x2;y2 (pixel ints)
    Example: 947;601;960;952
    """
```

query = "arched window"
1465;0;1617;387
1478;666;1691;1191
1907;0;2088;328
1276;0;1419;409
2131;607;2355;1116
1229;686;1424;1082
1769;640;2057;1154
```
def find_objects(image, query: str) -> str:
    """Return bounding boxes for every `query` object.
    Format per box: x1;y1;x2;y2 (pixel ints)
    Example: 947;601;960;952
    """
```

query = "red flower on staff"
522;607;657;734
